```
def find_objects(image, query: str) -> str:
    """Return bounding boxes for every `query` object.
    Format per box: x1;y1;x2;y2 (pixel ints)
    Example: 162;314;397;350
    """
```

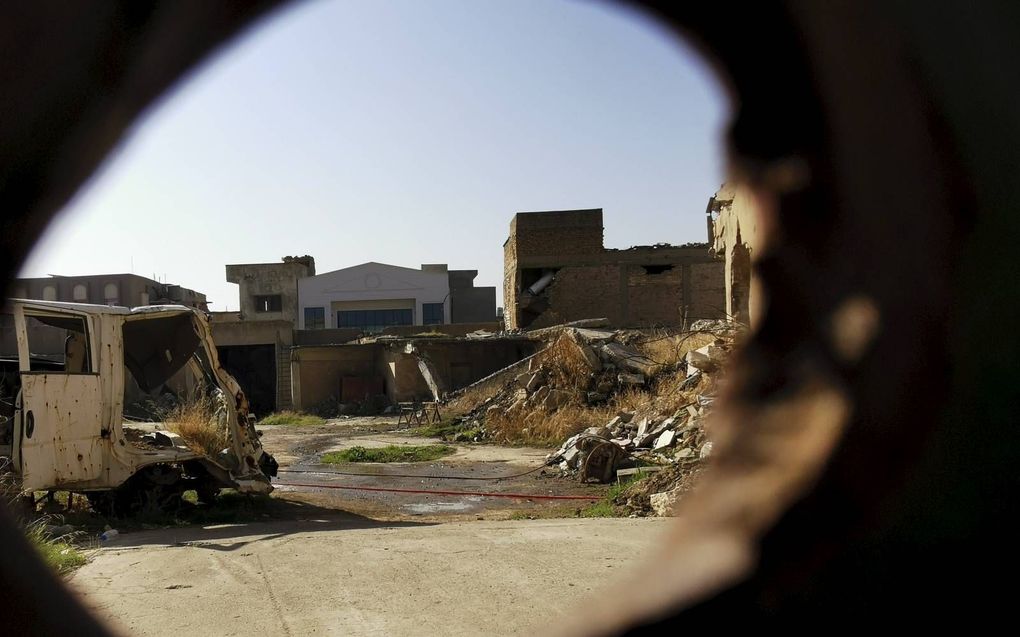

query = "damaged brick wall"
687;261;726;320
527;265;624;329
504;208;725;329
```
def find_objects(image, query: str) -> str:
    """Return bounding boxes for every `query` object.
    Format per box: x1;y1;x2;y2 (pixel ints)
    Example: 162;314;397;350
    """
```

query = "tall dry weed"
163;395;230;457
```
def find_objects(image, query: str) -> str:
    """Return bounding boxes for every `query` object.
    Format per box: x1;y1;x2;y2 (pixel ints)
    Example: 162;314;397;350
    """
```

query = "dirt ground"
262;416;607;521
68;417;670;635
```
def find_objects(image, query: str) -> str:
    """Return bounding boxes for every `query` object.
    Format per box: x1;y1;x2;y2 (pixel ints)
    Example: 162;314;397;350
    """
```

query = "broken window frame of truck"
0;299;277;515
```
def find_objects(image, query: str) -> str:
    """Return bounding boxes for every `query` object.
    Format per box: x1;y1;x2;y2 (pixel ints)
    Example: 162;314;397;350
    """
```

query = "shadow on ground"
100;496;436;551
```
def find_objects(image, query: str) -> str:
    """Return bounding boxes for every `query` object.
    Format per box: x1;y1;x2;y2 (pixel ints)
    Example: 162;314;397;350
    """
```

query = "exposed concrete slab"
70;518;669;637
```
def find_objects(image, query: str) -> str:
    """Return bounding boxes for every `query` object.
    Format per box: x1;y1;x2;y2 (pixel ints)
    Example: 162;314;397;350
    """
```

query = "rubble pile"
445;321;737;517
445;327;673;443
546;389;717;485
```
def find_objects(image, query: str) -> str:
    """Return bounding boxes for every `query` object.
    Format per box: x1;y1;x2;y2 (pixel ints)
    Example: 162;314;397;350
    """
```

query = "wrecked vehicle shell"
0;299;275;498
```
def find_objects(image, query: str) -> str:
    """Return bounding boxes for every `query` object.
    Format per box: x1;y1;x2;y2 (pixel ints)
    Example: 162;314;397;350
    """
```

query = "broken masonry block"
654;430;677;450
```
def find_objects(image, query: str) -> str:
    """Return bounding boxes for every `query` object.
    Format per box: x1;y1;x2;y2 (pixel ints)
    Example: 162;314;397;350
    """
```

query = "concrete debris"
573;329;617;342
599;342;659;376
649;487;682;517
546;387;715;486
525;318;611;340
685;343;727;376
615;466;665;479
654;430;676;450
617;372;645;385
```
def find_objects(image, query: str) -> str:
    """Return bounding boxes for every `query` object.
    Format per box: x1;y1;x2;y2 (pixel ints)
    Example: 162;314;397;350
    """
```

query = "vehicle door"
13;305;104;489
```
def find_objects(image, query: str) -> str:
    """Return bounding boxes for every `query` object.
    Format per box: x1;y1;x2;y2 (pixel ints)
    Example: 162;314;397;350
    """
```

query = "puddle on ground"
402;497;485;515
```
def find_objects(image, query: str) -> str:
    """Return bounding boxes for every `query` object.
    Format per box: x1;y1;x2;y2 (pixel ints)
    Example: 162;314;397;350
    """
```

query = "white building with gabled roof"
297;262;452;331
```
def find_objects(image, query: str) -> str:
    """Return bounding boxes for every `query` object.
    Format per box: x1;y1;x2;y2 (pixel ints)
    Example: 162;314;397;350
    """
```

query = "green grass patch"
257;411;326;427
578;480;634;518
410;417;484;443
322;444;455;464
411;419;461;438
26;523;88;574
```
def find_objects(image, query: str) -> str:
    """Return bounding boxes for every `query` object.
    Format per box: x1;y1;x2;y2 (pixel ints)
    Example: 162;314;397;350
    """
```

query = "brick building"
503;209;725;330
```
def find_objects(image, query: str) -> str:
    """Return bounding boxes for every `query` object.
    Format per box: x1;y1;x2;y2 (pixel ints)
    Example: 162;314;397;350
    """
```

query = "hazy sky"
20;0;727;311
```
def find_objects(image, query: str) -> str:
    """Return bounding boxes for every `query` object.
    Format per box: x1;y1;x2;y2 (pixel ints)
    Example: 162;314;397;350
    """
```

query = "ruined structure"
290;336;538;408
211;256;500;415
11;273;207;310
503;209;724;330
708;183;761;325
449;269;498;324
209;256;315;414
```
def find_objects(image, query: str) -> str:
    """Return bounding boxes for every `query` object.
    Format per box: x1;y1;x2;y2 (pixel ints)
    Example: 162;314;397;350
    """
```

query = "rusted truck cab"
0;300;275;511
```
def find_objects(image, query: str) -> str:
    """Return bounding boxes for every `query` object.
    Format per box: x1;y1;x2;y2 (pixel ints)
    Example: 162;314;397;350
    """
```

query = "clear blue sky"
20;0;727;311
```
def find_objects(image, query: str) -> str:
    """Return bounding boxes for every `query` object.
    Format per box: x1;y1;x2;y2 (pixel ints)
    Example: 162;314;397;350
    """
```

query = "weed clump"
258;411;326;427
322;445;455;464
163;395;229;457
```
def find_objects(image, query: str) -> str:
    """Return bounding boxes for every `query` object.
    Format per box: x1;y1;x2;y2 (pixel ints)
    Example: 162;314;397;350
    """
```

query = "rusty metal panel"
20;373;104;489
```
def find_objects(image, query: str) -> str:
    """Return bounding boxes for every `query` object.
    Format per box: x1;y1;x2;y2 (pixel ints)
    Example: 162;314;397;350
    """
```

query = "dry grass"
633;331;717;367
542;335;597;394
446;381;504;415
164;396;229;457
258;411;325;427
486;364;710;447
444;329;722;447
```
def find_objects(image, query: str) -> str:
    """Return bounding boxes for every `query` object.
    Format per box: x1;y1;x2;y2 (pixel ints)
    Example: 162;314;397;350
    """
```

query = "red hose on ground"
278;481;600;501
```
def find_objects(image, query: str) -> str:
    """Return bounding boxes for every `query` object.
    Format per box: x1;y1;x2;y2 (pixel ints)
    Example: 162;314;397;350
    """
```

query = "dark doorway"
217;344;276;416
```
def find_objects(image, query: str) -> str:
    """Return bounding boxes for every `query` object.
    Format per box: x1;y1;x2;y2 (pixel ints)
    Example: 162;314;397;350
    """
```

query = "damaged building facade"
290;336;539;410
211;256;503;415
210;256;316;415
707;183;761;326
503;209;725;330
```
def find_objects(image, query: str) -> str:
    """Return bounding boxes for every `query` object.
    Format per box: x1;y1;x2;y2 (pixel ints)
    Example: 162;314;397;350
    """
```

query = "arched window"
42;285;57;301
72;284;87;301
103;283;119;305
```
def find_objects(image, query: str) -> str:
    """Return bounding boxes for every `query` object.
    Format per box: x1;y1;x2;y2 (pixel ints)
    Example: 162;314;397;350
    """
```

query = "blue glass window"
423;303;444;325
304;307;325;330
337;308;413;332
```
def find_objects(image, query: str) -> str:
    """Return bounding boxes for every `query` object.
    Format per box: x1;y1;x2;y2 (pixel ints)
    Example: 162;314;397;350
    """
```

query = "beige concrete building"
11;273;207;310
503;209;725;330
707;183;761;325
210;256;315;414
